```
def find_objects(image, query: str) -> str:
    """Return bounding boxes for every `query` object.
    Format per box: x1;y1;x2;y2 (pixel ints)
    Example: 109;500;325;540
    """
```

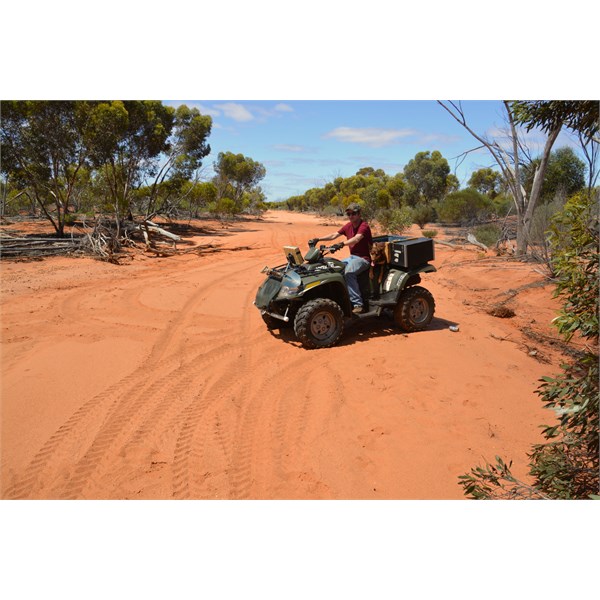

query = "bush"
411;204;436;228
526;198;566;265
492;193;513;217
208;197;239;217
421;229;438;238
473;223;501;247
317;205;340;218
375;207;413;234
437;189;494;225
459;190;599;499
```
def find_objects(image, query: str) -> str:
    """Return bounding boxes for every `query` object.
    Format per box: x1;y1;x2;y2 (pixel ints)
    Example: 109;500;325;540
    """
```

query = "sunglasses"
345;211;358;216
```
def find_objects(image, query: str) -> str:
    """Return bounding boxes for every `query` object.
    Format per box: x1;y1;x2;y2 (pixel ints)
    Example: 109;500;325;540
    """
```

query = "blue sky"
164;100;580;203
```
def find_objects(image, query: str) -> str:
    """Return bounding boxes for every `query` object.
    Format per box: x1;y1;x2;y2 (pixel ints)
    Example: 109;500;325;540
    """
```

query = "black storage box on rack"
372;235;435;269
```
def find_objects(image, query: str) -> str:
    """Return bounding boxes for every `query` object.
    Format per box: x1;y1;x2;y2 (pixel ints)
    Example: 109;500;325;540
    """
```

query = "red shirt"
338;220;373;261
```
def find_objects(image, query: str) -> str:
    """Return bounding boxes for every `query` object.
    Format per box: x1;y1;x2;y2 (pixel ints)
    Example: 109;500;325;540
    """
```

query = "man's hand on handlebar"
308;238;319;247
330;242;345;252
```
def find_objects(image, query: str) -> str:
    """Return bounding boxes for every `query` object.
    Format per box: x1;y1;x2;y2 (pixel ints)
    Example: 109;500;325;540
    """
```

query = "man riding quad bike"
254;235;436;349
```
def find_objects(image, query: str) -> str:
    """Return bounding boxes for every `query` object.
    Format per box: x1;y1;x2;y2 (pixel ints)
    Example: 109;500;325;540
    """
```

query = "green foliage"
522;147;586;204
548;191;599;340
376;188;392;209
208;197;239;217
458;456;550;499
510;100;599;141
468;168;503;198
437;189;494;225
213;152;266;203
177;181;217;217
411;204;436;228
1;100;217;228
473;223;502;247
459;190;599;499
242;187;268;216
385;173;406;207
403;150;451;205
88;101;176;219
421;229;438;238
491;193;513;217
212;152;266;216
1;101;97;235
375;206;413;234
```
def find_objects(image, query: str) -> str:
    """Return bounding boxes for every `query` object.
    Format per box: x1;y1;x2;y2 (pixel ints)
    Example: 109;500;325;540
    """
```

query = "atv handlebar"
308;239;342;253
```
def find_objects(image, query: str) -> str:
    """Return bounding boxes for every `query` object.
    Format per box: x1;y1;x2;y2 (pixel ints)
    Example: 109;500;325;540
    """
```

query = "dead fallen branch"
489;332;550;363
0;216;253;262
466;233;488;251
0;237;81;257
434;239;459;248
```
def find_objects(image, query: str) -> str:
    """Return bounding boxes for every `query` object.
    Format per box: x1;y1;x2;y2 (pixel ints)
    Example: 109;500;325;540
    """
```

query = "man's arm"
344;233;364;248
313;232;342;242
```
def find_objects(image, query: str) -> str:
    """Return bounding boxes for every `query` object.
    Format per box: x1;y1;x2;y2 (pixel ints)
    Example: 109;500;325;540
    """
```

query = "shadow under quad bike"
254;235;436;349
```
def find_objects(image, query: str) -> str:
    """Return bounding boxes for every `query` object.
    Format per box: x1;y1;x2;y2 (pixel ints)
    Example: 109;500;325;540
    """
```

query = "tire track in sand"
57;259;258;499
3;258;256;499
170;284;262;499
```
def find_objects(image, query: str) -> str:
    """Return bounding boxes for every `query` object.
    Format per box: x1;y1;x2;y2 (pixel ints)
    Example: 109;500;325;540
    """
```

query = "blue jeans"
342;255;370;306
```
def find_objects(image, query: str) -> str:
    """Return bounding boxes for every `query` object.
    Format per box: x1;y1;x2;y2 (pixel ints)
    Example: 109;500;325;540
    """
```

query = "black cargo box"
372;235;435;269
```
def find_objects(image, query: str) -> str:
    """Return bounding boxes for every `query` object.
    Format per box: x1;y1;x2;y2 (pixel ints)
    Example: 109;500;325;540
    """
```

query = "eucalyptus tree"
1;101;96;235
145;104;212;217
403;150;452;206
213;152;266;210
468;167;503;198
85;100;174;231
522;146;586;205
438;100;597;255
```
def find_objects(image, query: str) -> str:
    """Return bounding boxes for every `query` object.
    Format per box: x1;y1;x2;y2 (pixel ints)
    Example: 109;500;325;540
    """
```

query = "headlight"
276;271;303;299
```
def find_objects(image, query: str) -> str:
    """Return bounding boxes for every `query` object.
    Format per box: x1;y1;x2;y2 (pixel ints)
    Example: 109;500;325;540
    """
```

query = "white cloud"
324;127;416;148
274;144;308;152
194;103;221;118
274;103;294;112
214;102;254;122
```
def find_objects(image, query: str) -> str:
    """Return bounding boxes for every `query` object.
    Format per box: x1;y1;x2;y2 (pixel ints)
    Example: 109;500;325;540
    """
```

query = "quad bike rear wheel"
294;298;344;349
394;285;435;332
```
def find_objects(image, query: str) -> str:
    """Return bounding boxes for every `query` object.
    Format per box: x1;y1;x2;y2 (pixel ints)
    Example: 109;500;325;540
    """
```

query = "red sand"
1;210;568;499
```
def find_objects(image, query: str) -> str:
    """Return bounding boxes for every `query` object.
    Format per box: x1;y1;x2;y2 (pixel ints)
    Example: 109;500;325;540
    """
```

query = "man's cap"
345;202;361;213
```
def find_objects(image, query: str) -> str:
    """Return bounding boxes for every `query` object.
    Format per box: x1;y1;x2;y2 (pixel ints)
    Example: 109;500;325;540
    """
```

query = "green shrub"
492;193;513;217
216;197;238;216
473;223;501;247
375;206;413;234
421;229;438;238
411;204;436;228
459;190;599;499
437;189;494;225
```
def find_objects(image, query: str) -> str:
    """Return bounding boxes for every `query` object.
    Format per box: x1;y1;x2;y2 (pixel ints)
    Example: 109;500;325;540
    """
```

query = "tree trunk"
516;125;561;256
437;102;563;259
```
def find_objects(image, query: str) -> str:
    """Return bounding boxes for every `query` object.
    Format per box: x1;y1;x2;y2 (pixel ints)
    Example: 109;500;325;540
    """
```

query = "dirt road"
1;210;566;499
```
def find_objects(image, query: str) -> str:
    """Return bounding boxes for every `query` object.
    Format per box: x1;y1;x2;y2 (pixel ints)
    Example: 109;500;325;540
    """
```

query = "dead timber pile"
0;219;184;261
0;233;81;258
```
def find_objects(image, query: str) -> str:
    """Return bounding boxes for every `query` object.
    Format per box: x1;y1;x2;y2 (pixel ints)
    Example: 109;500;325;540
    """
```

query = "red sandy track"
1;211;566;499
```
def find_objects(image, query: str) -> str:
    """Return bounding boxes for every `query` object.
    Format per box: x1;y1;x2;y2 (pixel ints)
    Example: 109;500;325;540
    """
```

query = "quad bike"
254;235;436;349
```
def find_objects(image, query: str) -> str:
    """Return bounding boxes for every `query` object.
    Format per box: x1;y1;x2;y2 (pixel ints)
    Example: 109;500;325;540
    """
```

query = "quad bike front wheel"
294;298;344;349
262;312;283;330
394;286;435;332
